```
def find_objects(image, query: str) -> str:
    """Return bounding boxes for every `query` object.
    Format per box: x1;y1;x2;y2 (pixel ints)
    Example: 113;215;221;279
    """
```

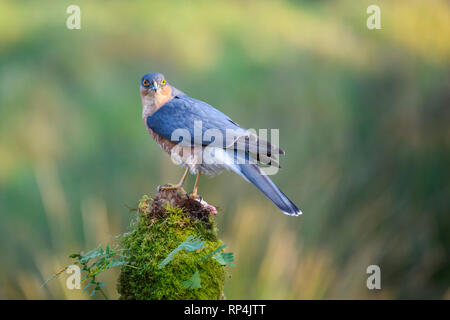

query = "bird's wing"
146;95;245;146
146;95;283;165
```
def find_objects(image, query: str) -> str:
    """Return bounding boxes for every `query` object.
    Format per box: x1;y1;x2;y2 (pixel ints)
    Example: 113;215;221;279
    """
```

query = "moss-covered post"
117;189;227;300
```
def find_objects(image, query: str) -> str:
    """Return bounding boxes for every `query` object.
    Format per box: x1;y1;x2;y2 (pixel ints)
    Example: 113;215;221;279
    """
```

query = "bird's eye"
161;79;166;85
142;79;150;86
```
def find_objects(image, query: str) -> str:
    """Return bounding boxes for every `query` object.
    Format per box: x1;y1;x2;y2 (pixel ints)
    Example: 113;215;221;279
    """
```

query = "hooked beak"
150;80;158;91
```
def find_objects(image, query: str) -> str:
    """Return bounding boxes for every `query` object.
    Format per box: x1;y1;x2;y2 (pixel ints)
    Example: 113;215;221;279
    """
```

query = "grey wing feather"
146;95;246;146
146;95;283;165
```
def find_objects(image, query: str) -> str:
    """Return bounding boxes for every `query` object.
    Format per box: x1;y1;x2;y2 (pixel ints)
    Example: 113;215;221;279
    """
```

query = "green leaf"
158;236;206;269
82;280;96;293
40;270;63;288
40;265;71;288
181;271;202;289
199;244;227;262
42;241;128;298
109;259;128;268
213;252;235;266
180;236;206;252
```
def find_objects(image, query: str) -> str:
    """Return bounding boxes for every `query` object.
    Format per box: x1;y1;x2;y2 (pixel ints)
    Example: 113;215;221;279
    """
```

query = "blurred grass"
0;0;449;299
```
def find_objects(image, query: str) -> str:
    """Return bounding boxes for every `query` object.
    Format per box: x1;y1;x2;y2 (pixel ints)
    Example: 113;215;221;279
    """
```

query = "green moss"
117;191;226;300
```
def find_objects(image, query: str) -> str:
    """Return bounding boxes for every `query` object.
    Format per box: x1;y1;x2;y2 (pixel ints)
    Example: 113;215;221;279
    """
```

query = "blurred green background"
0;0;449;299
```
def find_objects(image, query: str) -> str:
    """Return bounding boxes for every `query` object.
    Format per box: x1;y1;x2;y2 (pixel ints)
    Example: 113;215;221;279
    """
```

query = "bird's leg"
189;169;202;200
158;167;189;194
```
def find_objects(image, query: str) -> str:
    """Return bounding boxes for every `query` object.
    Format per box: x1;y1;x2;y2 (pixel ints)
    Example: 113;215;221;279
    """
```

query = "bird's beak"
150;80;158;91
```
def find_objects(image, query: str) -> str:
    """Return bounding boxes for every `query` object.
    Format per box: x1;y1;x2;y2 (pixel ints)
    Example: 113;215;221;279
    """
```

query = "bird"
140;72;301;216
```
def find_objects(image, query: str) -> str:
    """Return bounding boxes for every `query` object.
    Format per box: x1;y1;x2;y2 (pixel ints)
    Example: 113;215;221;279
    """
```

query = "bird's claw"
158;184;187;194
187;193;202;202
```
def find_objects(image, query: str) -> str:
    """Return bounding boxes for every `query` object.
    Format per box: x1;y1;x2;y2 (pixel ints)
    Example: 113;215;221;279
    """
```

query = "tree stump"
117;189;226;300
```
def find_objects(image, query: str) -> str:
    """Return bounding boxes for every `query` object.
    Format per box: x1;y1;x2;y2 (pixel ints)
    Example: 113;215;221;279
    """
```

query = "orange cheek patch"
161;85;172;97
155;85;173;108
141;84;173;117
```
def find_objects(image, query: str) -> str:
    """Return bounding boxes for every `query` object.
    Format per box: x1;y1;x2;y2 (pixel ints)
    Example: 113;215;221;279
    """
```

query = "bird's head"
140;72;168;97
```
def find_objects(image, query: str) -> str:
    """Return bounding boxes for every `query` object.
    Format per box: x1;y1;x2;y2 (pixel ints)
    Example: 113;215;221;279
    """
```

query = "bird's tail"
236;164;302;216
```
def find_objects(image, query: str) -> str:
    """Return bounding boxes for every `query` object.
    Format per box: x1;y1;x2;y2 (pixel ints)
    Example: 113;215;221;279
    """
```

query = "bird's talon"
158;184;186;194
188;193;202;201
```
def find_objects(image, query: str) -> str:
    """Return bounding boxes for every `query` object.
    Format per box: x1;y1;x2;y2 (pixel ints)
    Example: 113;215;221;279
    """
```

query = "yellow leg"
177;167;190;187
159;167;189;193
190;169;201;199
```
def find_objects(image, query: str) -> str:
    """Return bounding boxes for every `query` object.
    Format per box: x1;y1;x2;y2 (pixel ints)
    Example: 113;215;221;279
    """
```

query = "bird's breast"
141;86;173;119
145;126;177;155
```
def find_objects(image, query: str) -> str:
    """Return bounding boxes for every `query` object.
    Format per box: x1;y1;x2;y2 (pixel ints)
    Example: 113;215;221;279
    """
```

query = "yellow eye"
161;79;166;85
142;79;150;86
